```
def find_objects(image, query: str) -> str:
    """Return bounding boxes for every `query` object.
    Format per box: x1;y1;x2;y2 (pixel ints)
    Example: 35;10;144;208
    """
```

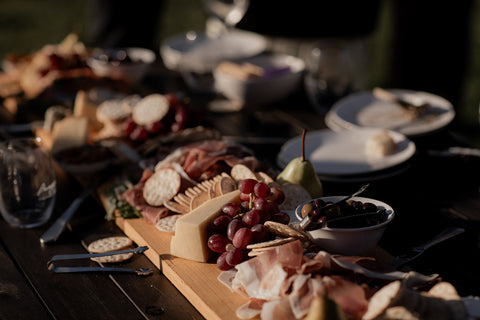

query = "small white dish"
294;196;394;255
327;89;455;137
277;128;415;176
87;47;156;83
213;53;305;107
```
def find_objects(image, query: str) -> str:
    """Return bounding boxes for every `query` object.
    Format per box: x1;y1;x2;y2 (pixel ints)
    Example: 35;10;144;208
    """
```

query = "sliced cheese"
170;190;240;263
73;90;102;130
50;116;89;154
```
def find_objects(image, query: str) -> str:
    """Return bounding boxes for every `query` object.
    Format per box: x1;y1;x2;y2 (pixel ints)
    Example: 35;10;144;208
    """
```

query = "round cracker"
91;252;134;264
87;236;133;253
96;99;132;123
143;167;181;206
132;93;169;125
156;214;181;234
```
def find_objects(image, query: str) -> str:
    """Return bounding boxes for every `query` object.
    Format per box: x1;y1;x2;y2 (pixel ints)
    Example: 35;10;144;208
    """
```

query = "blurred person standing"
87;0;164;50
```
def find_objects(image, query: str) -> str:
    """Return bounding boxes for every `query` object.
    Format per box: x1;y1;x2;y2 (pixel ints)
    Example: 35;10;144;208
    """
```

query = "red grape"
268;187;285;205
251;224;270;243
208;215;231;235
240;201;251;212
233;227;253;249
253;197;268;212
207;234;231;253
123;117;137;135
254;182;270;198
222;203;241;218
145;121;165;134
225;247;246;266
271;212;290;225
130;126;148;141
239;192;251;202
266;200;279;214
242;210;261;227
227;219;244;241
217;252;232;271
238;179;258;194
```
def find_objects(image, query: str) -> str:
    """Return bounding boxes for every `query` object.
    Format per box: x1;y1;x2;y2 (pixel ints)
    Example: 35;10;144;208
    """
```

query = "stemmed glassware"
202;0;250;36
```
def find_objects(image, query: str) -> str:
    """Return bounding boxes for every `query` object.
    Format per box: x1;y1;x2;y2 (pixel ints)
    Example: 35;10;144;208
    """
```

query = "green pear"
276;130;323;198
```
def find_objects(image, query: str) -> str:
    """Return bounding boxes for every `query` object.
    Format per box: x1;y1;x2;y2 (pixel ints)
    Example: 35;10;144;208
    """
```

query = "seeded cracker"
132;93;169;125
263;221;310;242
143;167;181;206
91;252;134;264
87;236;133;253
156;214;181;234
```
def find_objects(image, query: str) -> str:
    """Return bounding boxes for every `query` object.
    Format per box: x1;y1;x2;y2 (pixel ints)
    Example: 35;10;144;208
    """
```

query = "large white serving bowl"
294;196;395;255
87;47;156;83
213;53;305;107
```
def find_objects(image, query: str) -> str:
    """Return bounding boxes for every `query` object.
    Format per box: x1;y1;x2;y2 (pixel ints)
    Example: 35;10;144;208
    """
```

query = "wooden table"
1;71;480;319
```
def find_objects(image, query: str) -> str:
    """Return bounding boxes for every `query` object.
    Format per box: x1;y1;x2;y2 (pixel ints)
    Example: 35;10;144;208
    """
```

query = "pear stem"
301;129;306;162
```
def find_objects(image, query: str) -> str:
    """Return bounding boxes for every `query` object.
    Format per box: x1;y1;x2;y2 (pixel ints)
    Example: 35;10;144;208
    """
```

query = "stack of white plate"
324;89;455;137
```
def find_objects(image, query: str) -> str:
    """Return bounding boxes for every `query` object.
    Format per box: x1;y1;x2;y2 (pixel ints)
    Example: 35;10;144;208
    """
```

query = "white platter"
277;128;416;176
326;89;455;137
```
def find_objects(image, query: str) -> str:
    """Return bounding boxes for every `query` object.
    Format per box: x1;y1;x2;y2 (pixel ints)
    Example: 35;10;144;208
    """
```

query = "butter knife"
388;226;465;269
40;179;102;244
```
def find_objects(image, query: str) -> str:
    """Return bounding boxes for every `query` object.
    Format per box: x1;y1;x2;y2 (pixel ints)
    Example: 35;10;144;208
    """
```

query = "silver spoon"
299;183;370;230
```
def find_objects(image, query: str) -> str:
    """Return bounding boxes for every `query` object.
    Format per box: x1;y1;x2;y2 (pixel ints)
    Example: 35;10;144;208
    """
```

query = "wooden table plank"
0;239;50;319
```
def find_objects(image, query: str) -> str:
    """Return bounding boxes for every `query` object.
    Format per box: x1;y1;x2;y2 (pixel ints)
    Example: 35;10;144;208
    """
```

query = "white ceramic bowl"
160;30;267;92
87;47;156;83
213;53;305;107
294;196;394;255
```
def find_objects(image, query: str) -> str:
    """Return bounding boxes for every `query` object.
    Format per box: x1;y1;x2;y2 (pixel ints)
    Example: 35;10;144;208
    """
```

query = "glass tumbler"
0;137;56;228
303;41;354;114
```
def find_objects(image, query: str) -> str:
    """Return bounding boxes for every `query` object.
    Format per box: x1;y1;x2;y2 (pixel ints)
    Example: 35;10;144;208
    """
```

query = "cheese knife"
388;226;465;269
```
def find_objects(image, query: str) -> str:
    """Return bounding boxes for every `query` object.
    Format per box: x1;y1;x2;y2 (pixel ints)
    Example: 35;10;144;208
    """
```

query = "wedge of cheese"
170;190;240;263
50;116;89;154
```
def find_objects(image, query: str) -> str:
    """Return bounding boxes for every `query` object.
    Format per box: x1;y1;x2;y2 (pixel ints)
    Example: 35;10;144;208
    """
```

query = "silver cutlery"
388;226;465;269
47;246;153;276
40;179;102;244
373;87;430;117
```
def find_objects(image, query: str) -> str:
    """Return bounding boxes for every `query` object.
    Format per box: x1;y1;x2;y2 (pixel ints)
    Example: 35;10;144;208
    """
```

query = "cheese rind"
170;190;240;263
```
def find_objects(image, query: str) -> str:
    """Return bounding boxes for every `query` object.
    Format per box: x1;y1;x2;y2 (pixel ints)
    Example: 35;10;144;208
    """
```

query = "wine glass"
202;0;250;36
0;137;56;228
303;40;355;114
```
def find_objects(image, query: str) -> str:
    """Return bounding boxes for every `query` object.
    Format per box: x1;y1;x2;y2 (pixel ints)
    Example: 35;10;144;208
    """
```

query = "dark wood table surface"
1;66;480;319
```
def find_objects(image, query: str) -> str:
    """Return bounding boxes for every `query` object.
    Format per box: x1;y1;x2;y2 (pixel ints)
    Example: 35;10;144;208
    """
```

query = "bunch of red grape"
123;94;189;142
207;179;289;271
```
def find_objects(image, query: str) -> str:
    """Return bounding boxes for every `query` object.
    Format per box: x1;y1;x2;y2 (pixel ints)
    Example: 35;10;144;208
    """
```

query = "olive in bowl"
294;196;394;255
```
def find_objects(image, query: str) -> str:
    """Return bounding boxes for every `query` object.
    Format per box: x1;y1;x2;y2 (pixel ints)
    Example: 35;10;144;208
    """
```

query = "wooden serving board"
114;217;394;320
115;217;251;320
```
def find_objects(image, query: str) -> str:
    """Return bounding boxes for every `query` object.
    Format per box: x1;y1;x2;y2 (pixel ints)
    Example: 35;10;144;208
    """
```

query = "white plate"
327;89;455;137
160;30;267;73
277;128;416;176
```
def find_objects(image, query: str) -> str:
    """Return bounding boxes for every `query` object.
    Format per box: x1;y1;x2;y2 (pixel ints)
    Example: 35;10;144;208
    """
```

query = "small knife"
388;226;465;269
40;179;102;244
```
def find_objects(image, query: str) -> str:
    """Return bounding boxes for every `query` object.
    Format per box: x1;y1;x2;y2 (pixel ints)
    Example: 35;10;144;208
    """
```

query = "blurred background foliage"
1;0;479;140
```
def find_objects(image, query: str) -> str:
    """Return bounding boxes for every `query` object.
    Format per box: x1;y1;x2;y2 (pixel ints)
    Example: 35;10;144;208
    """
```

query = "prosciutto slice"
220;240;371;319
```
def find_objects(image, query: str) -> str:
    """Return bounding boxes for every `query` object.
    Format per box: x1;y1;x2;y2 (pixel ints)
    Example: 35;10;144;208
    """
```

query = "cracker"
231;164;258;181
96;99;132;123
278;183;312;212
219;176;237;195
255;171;279;188
190;191;210;210
247;237;297;250
264;221;310;242
132;93;169;125
87;236;132;253
91;252;134;264
143;167;181;206
163;200;190;214
427;282;461;300
173;193;191;207
156;214;181;234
